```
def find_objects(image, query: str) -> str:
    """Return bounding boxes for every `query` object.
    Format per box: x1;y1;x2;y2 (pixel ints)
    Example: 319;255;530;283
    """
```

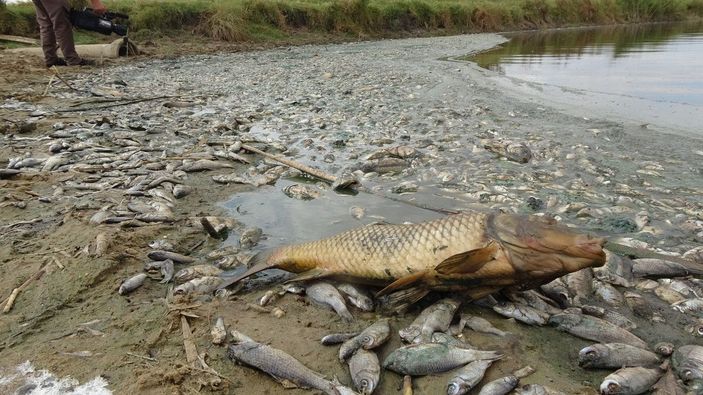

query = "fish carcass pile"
1;34;703;394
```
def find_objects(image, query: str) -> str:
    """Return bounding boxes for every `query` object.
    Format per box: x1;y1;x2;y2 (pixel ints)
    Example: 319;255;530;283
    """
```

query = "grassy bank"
3;0;703;44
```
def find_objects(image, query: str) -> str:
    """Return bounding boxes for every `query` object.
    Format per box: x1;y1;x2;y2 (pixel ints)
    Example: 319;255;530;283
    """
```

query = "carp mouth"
488;213;606;275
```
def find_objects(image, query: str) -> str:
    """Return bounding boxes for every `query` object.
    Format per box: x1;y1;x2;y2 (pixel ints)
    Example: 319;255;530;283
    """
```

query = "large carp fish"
219;211;606;308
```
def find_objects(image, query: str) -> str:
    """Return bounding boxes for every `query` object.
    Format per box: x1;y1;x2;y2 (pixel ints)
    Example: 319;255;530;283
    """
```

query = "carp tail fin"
217;248;277;290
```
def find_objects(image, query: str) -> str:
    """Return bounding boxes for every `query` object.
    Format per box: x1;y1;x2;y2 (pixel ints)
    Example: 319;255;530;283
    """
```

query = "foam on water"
0;361;111;395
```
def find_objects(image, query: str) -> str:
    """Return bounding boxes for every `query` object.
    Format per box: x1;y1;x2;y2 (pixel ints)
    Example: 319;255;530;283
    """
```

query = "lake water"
469;22;703;132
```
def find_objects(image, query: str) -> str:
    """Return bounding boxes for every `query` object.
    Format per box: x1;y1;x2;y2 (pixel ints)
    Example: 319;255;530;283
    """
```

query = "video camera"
69;8;129;36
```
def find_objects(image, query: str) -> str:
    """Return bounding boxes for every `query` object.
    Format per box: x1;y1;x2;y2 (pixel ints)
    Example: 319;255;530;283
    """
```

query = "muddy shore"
1;32;702;395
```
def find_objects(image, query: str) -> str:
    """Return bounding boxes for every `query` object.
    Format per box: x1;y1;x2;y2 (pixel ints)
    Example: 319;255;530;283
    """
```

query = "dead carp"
219;211;605;308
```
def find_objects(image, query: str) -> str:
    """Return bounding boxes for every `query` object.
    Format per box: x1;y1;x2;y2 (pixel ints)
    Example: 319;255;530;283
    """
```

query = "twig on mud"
50;66;78;91
43;75;55;97
127;352;157;362
180;316;199;365
2;264;47;313
187;364;232;384
0;218;42;230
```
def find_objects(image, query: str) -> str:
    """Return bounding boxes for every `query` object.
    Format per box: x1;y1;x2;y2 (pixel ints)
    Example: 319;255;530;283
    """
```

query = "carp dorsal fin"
283;268;329;283
375;271;427;297
435;242;498;275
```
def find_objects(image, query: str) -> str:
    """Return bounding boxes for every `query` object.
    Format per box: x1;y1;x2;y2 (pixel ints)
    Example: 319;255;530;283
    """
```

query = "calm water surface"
471;22;703;107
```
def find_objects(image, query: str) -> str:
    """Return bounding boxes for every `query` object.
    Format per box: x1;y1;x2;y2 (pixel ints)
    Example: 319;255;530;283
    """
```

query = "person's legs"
32;0;60;66
42;0;82;65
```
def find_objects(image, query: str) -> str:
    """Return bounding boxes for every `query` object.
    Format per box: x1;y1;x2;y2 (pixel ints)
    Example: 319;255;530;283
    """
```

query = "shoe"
45;58;67;67
67;58;96;66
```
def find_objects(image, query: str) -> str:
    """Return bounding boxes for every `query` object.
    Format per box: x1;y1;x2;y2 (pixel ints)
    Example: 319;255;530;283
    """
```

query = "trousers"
32;0;81;65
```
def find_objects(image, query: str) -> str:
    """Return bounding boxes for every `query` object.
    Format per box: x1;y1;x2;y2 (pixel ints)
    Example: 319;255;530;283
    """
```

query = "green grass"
3;0;703;43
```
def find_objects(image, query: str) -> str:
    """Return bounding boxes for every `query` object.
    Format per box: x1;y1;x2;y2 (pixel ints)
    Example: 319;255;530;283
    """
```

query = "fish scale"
274;212;489;281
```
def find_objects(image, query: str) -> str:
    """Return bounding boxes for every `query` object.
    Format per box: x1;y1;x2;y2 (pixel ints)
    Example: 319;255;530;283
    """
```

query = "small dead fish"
160;259;174;283
118;273;147;295
446;359;493;395
283;184;320;200
672;298;703;316
173;276;223;295
339;319;390;362
548;313;647;349
240;227;263;249
672;345;703;383
654;284;687;304
148;239;174;251
182;159;234;172
540;278;570;308
505;290;561;315
337;283;374;312
227;331;356;395
348;349;380;395
259;289;279;306
306;282;353;322
492;302;550;326
174;264;223;283
383;342;502;376
581;305;637;331
565;268;594;306
211;317;226;345
147;250;195;264
477;375;519;395
400;298;461;343
578;343;659;369
687;320;703;337
593;280;624;307
600;366;663;395
460;315;507;337
482;139;531;163
359;158;408;174
594;250;634;287
93;233;109;257
321;333;359;346
632;258;693;278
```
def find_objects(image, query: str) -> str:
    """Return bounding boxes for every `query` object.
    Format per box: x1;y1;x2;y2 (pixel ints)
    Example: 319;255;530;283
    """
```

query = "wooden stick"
43;75;55;97
0;34;40;45
180;316;198;366
2;265;46;313
50;66;78;91
57;95;176;113
402;375;413;395
127;352;157;362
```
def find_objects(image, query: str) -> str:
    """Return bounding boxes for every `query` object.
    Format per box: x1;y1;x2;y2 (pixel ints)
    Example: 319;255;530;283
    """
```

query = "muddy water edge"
0;30;702;394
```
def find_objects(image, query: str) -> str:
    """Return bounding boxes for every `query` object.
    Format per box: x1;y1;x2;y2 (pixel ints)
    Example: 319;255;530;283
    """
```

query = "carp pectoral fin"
435;243;498;275
378;286;430;314
375;271;427;297
283;268;329;283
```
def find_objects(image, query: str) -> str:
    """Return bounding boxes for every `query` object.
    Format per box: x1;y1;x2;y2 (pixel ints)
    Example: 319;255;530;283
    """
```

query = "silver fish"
339;319;390;362
173;276;223;295
632;258;692;278
672;345;703;383
321;333;359;346
240;227;263;249
593;280;624;307
581;305;637;331
399;298;460;344
492;302;550;326
651;368;686;395
348;349;380;395
461;315;507;337
654;284;687;304
147;250;195;264
118;273;147;295
578;343;659;369
594;250;634;287
565;268;593;306
548;313;647;349
283;184;320;200
174;264;223;283
306;282;353;322
337;283;374;312
654;342;675;357
600;366;662;395
624;291;654;320
477;375;519;395
540;278;570;308
159;259;174;283
672;298;703;316
382;342;502;376
505;290;561;315
446;359;493;395
227;331;356;395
